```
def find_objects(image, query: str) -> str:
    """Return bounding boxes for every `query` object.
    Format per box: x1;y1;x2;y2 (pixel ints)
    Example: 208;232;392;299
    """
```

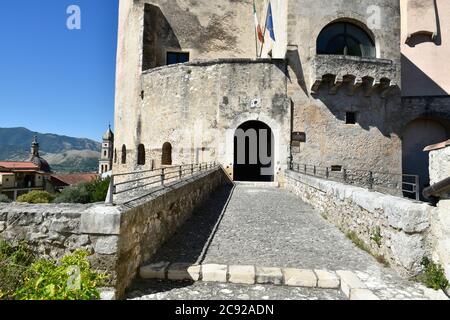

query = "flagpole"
259;13;267;59
253;0;259;58
254;18;259;58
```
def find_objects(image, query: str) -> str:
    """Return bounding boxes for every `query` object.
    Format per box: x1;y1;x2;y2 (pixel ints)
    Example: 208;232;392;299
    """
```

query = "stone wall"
115;168;228;297
0;203;121;286
284;170;434;276
428;145;450;280
115;59;291;182
0;168;228;299
429;144;450;186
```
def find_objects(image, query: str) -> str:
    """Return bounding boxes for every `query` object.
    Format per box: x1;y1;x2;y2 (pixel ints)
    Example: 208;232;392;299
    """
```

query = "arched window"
162;142;172;165
114;149;117;163
137;144;146;165
121;145;127;164
317;21;375;58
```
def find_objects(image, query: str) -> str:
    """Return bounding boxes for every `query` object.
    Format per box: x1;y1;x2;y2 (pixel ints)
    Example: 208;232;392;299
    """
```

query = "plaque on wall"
292;132;306;142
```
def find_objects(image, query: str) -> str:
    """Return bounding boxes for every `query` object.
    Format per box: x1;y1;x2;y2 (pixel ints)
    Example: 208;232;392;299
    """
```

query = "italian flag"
254;1;264;43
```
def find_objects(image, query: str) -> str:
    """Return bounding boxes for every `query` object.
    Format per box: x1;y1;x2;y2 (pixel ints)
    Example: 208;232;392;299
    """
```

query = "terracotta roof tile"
51;173;98;186
0;161;39;170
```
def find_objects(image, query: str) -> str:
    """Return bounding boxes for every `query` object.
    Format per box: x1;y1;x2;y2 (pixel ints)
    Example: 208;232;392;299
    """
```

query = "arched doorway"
162;142;172;165
233;120;274;182
402;118;448;198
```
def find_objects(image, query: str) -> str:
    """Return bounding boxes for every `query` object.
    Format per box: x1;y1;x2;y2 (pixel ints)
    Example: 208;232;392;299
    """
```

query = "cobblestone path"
131;183;448;300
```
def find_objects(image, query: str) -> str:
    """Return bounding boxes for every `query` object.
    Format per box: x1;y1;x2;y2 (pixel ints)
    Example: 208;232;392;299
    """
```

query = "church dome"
30;155;51;173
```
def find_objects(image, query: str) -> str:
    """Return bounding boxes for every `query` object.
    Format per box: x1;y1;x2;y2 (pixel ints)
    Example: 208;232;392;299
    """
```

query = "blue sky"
0;0;118;141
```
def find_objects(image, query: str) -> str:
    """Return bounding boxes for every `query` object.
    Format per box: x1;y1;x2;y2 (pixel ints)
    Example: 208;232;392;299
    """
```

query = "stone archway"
402;118;449;198
233;120;274;182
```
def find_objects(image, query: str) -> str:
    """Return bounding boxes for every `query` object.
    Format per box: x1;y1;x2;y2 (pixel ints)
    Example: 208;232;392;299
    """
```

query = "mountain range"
0;127;101;173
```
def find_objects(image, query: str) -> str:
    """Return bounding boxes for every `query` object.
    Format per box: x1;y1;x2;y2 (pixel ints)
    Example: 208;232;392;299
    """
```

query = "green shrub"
0;240;35;300
0;194;12;203
16;191;55;204
53;184;91;204
417;257;449;290
53;178;110;204
371;226;382;247
85;177;110;203
14;249;107;300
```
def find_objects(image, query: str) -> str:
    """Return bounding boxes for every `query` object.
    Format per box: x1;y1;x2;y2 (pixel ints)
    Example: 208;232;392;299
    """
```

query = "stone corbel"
347;77;363;96
380;81;397;98
329;76;344;95
311;77;323;94
364;78;381;97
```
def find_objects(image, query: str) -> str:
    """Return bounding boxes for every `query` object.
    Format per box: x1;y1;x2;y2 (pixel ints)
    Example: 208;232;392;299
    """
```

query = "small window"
104;151;107;157
166;52;189;65
331;165;342;172
162;142;173;166
137;144;146;165
114;149;117;163
346;112;357;124
121;145;127;164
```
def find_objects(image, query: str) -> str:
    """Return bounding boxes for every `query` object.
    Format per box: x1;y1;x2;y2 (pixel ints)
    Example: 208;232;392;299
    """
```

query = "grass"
346;230;390;267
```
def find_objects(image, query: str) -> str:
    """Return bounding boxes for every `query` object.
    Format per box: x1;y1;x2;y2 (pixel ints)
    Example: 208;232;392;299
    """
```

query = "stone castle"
113;0;449;195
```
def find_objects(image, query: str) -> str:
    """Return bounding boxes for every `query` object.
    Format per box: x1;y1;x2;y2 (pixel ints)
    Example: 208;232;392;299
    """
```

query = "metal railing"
105;161;219;205
289;162;421;201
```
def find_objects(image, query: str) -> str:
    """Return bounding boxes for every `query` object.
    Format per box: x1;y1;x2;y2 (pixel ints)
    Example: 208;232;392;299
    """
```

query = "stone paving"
128;280;345;300
130;183;449;300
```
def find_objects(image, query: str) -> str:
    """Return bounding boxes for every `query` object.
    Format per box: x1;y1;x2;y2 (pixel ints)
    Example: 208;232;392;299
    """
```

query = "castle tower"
99;126;114;174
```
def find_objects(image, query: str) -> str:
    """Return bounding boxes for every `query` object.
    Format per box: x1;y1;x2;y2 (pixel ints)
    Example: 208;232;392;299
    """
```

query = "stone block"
94;236;119;255
202;264;228;283
389;231;425;272
384;199;430;233
336;270;366;298
314;270;340;289
80;205;121;235
228;265;255;285
256;267;283;285
167;263;201;281
99;288;117;300
350;288;380;300
140;262;170;279
283;268;317;287
0;221;6;232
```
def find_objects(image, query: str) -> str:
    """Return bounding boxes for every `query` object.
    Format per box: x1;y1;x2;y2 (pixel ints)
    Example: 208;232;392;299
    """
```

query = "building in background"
400;0;450;193
50;173;98;191
99;125;114;175
113;0;450;196
0;136;52;200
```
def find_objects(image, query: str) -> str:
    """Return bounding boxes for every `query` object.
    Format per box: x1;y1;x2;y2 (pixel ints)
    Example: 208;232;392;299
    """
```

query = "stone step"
138;262;380;300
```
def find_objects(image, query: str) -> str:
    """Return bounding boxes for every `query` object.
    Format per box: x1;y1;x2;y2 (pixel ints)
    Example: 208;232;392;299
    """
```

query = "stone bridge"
0;166;448;300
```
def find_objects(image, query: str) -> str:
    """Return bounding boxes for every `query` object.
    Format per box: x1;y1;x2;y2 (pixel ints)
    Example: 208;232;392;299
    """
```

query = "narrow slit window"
346;112;357;124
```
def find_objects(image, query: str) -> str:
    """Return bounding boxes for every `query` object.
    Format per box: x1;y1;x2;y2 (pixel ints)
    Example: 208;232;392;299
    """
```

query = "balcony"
311;55;398;97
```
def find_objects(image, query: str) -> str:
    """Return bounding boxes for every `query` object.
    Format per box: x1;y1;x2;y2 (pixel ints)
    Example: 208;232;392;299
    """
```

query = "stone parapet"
311;55;398;96
0;167;229;299
284;170;435;276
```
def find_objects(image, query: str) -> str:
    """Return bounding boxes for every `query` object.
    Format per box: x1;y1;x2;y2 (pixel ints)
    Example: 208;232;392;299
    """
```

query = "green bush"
14;249;107;300
0;240;35;300
53;184;91;204
0;194;12;203
53;178;110;204
417;257;449;290
16;191;55;204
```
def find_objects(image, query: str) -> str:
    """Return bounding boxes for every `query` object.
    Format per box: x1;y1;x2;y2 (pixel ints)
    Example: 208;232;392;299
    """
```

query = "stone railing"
285;169;434;277
0;166;229;299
